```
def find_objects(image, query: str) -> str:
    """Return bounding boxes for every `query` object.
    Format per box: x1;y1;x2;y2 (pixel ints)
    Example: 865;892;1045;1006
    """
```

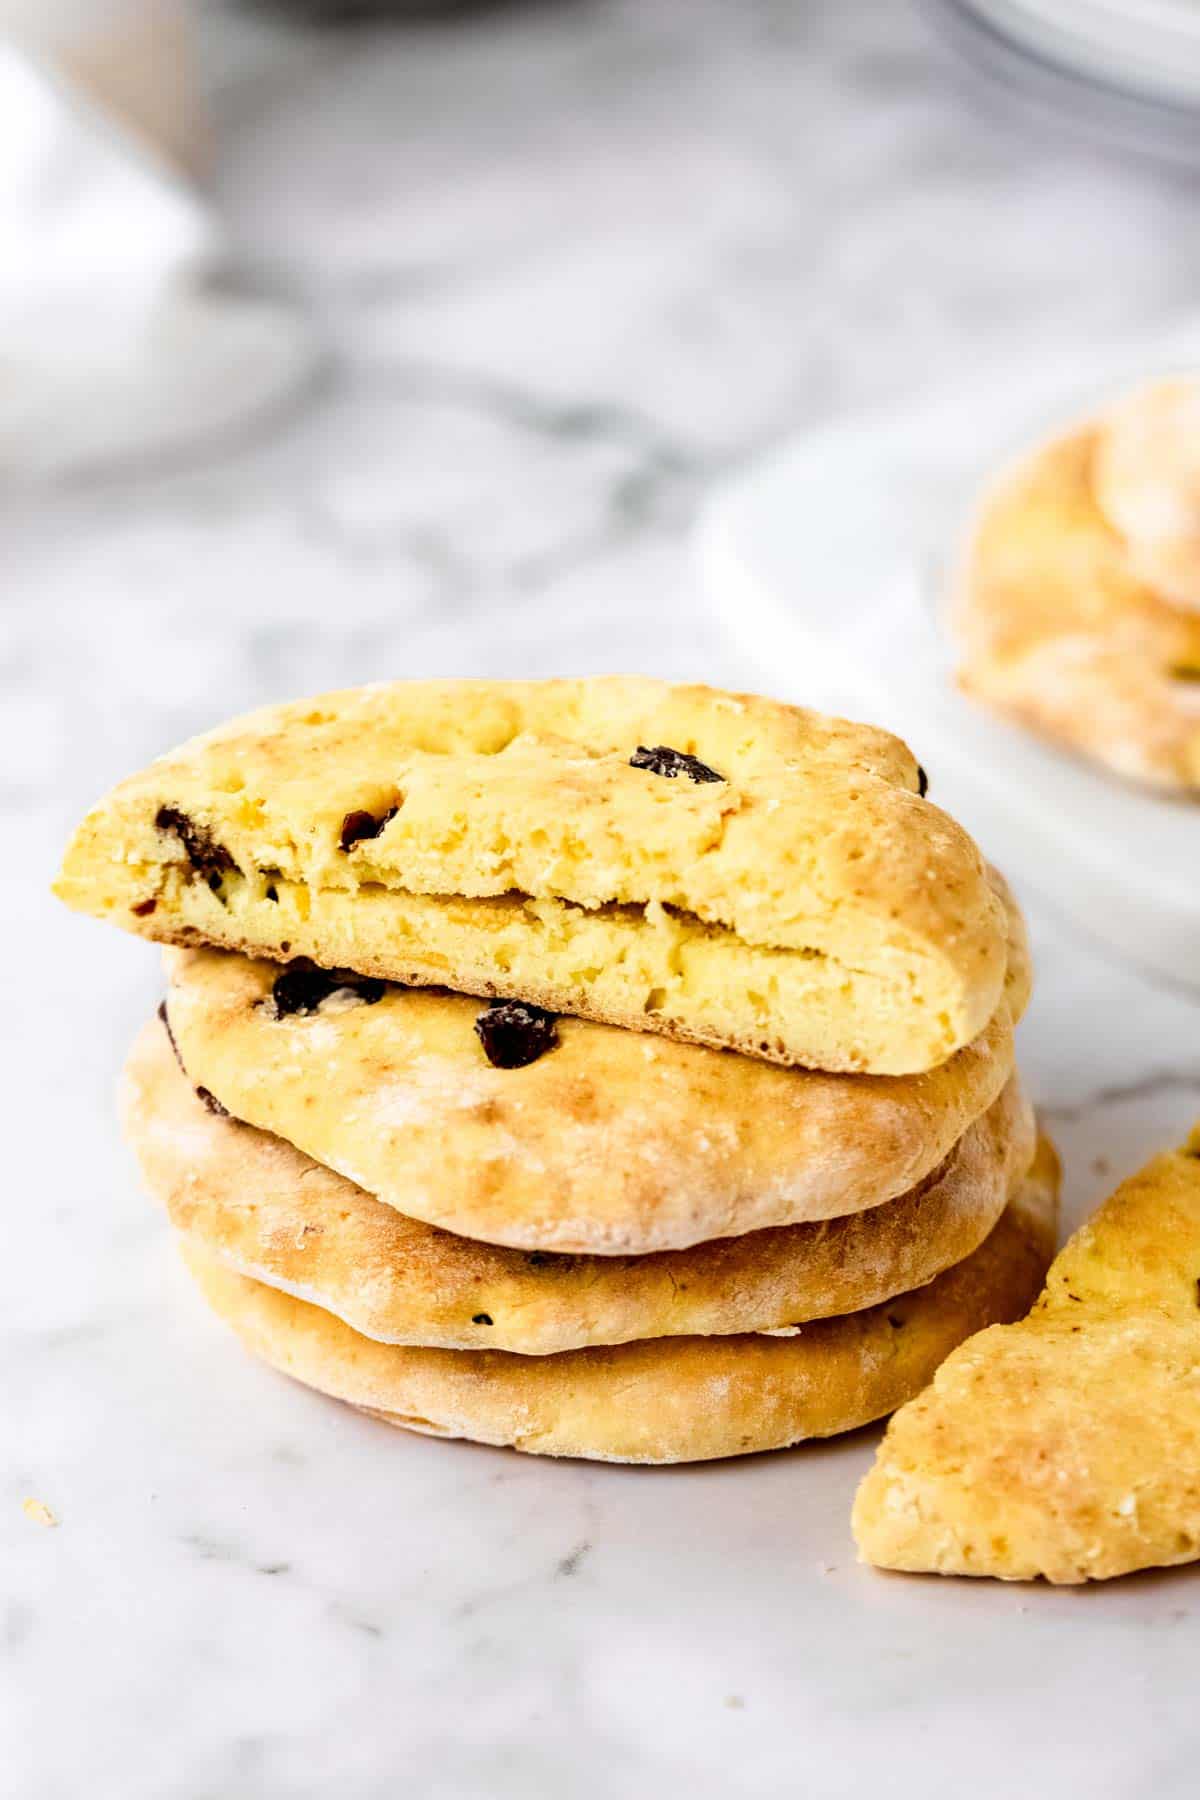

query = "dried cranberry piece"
339;806;398;852
154;806;236;882
629;745;723;784
474;1000;559;1069
268;958;386;1018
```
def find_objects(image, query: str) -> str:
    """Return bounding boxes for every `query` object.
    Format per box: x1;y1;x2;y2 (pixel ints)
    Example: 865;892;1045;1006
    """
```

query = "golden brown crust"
853;1129;1200;1583
988;863;1032;1024
122;1018;1035;1353
177;1143;1059;1463
1092;379;1200;613
158;947;1018;1252
955;420;1200;792
54;676;1009;1074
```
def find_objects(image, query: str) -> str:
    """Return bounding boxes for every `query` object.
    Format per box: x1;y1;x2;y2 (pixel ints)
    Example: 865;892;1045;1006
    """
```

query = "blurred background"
11;0;1200;812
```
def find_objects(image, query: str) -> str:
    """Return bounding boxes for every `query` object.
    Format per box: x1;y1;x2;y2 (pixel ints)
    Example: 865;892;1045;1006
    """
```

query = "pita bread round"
1093;378;1200;614
122;1018;1034;1354
955;414;1200;793
178;1139;1057;1463
55;675;1011;1076
159;945;1020;1254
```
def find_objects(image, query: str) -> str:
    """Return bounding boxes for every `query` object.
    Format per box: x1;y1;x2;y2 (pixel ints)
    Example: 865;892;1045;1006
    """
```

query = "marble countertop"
6;3;1200;1795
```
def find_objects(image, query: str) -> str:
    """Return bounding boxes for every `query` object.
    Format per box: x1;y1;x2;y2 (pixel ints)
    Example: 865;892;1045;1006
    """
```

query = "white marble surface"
6;3;1200;1795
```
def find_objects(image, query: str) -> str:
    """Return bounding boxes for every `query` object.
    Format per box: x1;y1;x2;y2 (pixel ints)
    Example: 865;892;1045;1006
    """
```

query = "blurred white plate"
926;0;1200;166
962;0;1200;105
698;325;1200;995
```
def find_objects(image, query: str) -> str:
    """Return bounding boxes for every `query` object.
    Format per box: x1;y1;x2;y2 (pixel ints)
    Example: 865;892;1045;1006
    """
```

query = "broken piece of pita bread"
854;1128;1200;1583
